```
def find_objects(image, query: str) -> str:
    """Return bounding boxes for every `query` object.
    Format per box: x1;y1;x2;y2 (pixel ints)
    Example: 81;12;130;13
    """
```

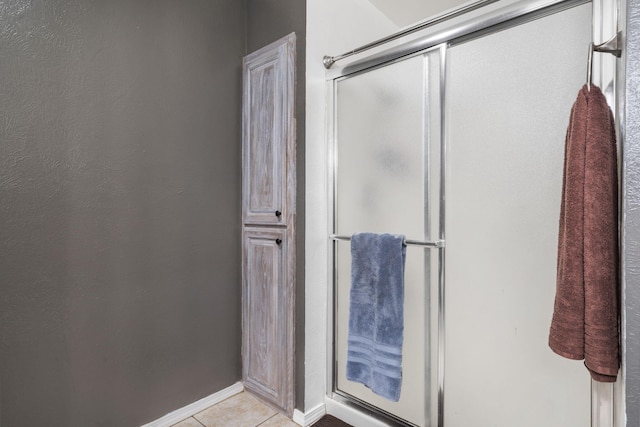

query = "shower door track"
329;0;590;78
327;0;619;426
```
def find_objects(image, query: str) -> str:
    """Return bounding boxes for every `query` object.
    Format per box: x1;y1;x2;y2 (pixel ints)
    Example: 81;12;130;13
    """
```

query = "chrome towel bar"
329;234;445;248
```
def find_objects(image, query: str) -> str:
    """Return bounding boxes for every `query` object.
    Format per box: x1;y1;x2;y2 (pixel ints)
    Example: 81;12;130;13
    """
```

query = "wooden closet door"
241;32;296;417
242;227;293;413
242;33;295;227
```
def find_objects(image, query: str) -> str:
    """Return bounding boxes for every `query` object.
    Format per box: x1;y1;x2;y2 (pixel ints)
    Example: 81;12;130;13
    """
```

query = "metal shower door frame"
325;0;620;425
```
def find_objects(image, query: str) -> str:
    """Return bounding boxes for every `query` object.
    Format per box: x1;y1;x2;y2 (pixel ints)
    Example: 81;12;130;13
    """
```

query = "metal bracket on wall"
587;31;622;90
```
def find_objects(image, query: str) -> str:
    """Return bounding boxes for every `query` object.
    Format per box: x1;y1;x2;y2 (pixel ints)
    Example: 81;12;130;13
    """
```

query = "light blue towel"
346;232;406;402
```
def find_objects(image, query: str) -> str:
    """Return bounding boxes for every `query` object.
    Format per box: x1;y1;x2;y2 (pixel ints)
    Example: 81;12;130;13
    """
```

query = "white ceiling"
367;0;476;28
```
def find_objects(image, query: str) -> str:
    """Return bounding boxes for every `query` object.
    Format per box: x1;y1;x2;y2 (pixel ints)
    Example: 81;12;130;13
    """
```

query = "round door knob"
275;239;282;245
275;210;282;217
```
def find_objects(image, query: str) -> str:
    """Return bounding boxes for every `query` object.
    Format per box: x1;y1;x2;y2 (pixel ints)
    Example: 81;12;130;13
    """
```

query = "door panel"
242;35;295;226
333;53;438;427
444;4;592;426
242;227;292;411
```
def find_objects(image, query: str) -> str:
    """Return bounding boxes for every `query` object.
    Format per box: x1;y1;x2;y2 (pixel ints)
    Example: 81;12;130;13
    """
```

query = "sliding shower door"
331;2;598;426
332;50;443;426
444;4;592;427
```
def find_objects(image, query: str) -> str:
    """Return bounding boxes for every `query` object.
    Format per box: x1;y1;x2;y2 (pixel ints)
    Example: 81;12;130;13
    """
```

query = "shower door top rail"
322;0;498;69
331;0;589;77
329;234;445;248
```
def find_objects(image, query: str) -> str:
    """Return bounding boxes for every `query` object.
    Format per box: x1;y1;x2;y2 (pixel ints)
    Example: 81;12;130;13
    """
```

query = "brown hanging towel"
549;84;619;382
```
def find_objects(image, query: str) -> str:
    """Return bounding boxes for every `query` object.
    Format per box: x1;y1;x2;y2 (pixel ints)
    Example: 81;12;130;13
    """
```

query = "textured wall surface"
246;0;307;412
623;0;640;425
0;1;245;425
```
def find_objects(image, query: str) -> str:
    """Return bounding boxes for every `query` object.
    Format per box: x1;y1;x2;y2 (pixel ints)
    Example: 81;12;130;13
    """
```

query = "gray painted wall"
0;1;245;425
246;0;307;412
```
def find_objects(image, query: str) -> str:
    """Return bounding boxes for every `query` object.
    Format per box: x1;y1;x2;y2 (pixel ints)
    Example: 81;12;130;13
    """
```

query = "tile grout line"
192;417;207;427
255;412;279;426
190;407;207;427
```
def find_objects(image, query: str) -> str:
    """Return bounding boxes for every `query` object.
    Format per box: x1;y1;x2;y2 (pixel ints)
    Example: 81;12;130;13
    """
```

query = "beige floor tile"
258;413;299;427
194;392;277;427
172;417;204;427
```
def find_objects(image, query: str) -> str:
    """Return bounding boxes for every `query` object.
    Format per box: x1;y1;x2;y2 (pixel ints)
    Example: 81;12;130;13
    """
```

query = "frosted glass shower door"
333;52;442;427
444;4;592;427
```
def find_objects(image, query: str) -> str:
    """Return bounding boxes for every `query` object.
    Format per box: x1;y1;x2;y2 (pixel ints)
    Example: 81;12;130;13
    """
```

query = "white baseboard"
292;402;326;426
140;382;244;427
325;397;390;427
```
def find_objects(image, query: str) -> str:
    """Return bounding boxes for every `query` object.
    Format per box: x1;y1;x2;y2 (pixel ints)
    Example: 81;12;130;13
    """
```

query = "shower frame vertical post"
591;0;620;425
436;43;447;427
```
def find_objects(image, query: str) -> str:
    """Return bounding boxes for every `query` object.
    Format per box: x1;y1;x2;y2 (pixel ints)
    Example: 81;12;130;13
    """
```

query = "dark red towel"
549;84;619;382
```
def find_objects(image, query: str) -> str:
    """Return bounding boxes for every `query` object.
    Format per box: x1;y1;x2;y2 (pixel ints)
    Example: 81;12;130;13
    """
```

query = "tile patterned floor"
172;392;299;427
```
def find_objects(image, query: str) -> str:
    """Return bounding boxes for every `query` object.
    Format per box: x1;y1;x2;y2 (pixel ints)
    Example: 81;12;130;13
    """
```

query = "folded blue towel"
346;232;406;402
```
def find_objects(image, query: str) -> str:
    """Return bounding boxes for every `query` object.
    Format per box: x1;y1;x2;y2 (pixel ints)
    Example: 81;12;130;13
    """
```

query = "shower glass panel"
444;3;592;427
333;50;442;426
